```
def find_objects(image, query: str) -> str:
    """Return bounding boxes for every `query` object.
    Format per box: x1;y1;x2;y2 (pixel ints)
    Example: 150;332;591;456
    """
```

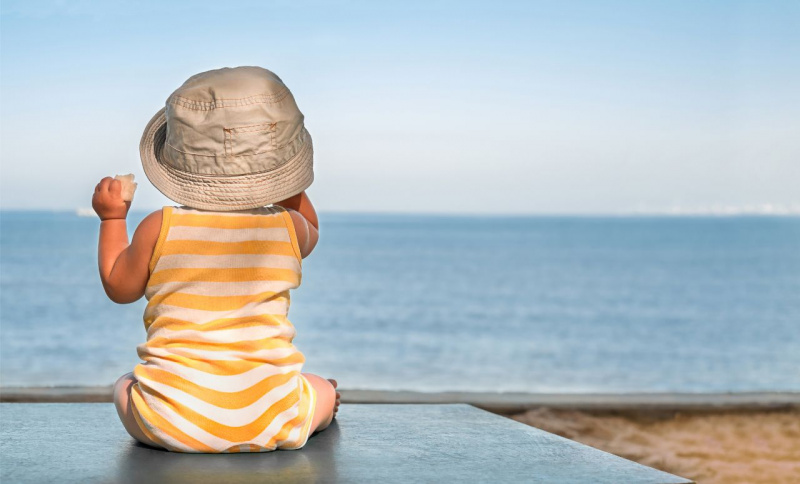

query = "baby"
91;67;339;453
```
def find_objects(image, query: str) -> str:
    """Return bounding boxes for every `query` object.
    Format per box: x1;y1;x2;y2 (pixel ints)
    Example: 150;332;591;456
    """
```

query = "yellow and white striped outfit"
129;205;316;453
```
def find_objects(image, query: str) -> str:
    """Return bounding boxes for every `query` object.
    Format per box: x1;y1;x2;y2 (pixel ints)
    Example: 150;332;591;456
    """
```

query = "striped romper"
129;205;317;453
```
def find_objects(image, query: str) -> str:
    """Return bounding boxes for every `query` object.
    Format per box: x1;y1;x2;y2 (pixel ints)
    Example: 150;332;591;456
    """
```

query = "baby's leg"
302;373;340;434
113;372;162;448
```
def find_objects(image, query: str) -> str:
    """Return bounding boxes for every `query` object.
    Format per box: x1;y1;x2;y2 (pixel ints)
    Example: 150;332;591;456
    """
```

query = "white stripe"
132;406;188;452
140;345;297;362
147;280;295;298
173;206;281;217
166;226;290;243
281;425;303;449
143;394;236;451
154;253;300;271
275;410;306;449
144;359;302;392
253;400;302;448
278;375;316;449
148;325;286;344
137;373;300;427
259;375;308;449
144;301;289;325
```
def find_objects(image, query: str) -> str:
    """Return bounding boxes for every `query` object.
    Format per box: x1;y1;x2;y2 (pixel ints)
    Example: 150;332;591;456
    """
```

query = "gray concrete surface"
0;403;692;483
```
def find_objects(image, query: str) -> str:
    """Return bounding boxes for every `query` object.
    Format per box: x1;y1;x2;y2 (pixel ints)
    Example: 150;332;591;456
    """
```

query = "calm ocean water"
1;210;799;393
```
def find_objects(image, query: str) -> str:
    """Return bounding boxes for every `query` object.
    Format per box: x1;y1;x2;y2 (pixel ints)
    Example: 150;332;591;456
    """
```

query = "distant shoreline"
2;387;798;413
3;208;800;218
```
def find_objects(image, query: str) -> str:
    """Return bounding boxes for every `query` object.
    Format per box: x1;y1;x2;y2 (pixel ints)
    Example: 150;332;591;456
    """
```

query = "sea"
1;210;799;393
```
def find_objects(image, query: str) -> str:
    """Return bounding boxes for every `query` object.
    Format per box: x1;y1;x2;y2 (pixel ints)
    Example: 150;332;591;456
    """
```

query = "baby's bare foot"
328;379;340;418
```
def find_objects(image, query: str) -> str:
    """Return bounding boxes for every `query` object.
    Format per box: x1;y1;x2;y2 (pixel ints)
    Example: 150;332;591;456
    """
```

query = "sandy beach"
509;408;800;484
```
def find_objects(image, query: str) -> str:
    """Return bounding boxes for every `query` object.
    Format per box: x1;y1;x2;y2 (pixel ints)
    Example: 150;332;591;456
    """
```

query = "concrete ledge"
0;403;692;483
1;386;113;403
344;390;800;414
3;387;799;413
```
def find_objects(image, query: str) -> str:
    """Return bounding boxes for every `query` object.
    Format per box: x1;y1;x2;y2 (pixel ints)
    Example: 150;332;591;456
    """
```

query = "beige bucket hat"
139;66;313;211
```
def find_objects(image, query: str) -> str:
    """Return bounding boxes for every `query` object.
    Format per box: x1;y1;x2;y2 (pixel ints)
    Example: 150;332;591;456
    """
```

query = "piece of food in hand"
114;174;138;201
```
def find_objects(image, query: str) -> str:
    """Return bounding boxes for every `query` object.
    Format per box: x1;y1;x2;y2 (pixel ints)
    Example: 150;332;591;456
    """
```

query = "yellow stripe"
130;389;167;449
149;267;299;285
146;315;287;333
131;383;216;452
148;206;173;273
140;351;306;377
143;297;290;329
296;378;316;446
136;366;300;409
277;377;315;449
140;355;264;376
145;384;301;442
267;379;312;448
276;207;303;264
146;291;282;312
159;239;298;257
170;213;286;229
143;336;296;353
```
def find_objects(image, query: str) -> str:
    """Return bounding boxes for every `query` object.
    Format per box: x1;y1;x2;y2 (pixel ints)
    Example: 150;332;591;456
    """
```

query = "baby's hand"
92;177;131;220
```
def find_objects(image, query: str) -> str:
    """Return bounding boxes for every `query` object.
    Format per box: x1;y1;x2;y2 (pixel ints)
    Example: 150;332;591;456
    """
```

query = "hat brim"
139;107;314;211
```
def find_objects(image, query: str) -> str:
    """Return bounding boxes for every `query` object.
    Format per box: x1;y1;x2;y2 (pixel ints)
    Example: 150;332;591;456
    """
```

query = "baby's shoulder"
137;208;164;232
131;209;164;250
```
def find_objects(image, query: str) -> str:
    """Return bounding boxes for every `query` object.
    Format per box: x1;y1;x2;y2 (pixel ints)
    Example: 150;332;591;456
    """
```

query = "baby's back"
129;205;317;452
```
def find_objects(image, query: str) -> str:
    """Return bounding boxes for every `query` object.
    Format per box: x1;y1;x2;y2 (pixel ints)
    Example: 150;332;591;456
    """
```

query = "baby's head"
140;66;313;211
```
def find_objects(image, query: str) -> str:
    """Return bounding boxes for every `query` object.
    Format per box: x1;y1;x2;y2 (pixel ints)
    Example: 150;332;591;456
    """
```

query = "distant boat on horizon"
75;208;95;217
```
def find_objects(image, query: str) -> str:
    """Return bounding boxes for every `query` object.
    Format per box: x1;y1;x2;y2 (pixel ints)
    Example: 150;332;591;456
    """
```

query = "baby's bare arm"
275;191;319;258
92;177;162;303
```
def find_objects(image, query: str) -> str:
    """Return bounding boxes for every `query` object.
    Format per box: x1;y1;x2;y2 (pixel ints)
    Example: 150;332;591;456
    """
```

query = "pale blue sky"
1;0;798;214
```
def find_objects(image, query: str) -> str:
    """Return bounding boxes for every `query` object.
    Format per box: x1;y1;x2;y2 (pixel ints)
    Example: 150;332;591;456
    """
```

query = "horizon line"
2;207;800;218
